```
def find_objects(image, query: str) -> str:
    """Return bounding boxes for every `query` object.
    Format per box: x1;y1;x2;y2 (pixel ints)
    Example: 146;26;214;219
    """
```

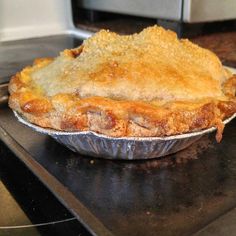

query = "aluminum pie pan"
14;111;236;160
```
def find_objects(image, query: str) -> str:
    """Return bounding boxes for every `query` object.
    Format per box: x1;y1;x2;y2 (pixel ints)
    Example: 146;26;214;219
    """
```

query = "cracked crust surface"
8;26;236;141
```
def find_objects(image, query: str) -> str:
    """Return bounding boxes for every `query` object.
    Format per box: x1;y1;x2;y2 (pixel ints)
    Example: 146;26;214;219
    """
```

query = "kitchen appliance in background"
77;0;236;23
76;0;236;35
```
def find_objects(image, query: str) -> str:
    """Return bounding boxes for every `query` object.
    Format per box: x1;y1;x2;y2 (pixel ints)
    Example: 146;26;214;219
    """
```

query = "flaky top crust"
8;26;236;141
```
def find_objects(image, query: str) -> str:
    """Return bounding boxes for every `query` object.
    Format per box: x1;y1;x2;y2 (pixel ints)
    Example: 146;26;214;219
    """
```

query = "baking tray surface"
1;105;236;236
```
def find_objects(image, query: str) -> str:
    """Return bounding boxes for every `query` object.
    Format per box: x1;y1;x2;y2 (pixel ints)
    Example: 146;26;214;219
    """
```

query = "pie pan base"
14;111;236;160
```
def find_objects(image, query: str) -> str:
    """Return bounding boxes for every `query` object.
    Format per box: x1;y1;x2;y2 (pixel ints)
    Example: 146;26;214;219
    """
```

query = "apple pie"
8;26;236;141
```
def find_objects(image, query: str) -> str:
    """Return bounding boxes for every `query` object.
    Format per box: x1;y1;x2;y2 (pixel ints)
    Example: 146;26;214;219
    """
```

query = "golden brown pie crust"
8;26;236;142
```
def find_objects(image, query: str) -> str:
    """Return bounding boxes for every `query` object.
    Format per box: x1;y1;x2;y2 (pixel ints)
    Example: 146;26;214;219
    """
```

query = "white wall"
0;0;74;41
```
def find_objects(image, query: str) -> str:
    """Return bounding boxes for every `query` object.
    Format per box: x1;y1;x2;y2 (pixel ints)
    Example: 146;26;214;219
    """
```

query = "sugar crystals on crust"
8;26;236;141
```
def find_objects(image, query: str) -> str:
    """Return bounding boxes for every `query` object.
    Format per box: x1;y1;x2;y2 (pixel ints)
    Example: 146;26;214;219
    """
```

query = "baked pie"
8;26;236;142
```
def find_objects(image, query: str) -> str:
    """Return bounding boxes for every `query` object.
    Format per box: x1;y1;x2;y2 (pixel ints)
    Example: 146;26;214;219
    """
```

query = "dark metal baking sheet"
1;104;236;236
